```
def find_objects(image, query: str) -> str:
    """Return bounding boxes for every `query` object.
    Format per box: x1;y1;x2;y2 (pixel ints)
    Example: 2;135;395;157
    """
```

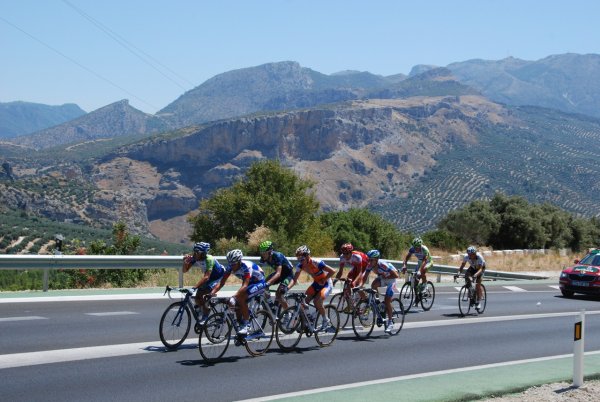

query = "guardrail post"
43;268;49;292
436;273;441;283
178;266;184;288
573;309;585;387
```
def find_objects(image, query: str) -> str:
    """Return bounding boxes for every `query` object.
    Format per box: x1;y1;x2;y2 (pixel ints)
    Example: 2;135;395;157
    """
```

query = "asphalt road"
1;282;599;402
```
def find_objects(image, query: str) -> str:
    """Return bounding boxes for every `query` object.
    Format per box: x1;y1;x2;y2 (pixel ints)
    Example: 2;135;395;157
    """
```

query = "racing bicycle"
330;278;362;329
352;288;405;338
454;275;487;316
399;271;435;311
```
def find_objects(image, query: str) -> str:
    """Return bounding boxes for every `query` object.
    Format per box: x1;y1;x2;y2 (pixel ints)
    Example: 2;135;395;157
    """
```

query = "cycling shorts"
374;277;398;297
306;279;332;300
466;266;484;283
416;260;433;272
197;278;220;292
246;280;267;298
266;271;294;287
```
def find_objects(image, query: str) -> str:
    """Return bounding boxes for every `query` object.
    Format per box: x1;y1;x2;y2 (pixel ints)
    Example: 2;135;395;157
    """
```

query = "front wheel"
352;300;375;339
315;304;340;347
420;281;435;311
475;284;487;314
329;293;351;329
387;298;405;336
399;282;414;312
245;309;274;356
199;313;231;363
159;301;191;350
458;286;471;317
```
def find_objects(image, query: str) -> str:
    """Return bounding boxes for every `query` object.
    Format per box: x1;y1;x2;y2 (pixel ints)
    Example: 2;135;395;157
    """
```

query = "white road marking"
503;286;527;292
548;285;560;290
2;310;599;370
85;312;138;316
237;350;600;401
0;316;47;322
454;287;462;291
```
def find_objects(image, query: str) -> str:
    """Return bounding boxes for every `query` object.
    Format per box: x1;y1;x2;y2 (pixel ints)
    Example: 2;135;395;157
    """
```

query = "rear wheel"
420;281;435;311
199;313;231;362
561;289;575;298
275;306;303;352
245;309;274;356
458;286;471;317
315;304;340;347
352;300;375;339
330;293;351;329
475;284;487;314
387;298;405;335
159;301;191;350
399;282;414;312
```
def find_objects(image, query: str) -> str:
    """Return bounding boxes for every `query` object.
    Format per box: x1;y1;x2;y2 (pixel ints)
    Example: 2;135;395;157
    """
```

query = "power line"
62;0;194;91
0;15;158;111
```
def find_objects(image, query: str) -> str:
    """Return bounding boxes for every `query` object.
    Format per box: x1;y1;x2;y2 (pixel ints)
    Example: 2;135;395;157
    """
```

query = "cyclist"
182;242;225;324
456;246;486;309
214;249;267;335
259;240;294;312
402;237;433;300
360;249;399;334
334;242;369;312
289;245;336;331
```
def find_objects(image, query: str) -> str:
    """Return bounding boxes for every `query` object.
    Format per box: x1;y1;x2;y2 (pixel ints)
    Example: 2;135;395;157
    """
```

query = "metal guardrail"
0;254;549;292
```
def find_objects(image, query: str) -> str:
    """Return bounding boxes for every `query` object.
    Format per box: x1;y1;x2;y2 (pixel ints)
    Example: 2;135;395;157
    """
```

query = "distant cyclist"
402;237;433;297
456;246;486;309
214;249;267;335
289;245;336;331
182;242;225;324
360;249;399;334
334;242;369;310
259;240;294;312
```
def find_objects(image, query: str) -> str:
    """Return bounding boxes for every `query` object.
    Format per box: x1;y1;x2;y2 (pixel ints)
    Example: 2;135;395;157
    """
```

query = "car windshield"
579;252;600;266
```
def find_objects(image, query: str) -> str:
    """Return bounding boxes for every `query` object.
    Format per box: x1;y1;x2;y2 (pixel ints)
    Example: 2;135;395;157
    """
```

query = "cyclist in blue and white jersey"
182;242;225;323
259;240;294;311
214;249;267;335
402;237;433;295
360;250;399;334
456;246;486;309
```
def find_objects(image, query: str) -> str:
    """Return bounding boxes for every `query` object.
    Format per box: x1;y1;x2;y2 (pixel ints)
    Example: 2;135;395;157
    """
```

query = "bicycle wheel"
458;285;471;317
476;284;487;314
420;281;435;311
275;306;303;351
315;304;340;347
329;293;351;329
352;300;375;339
159;301;191;350
388;298;405;336
245;309;274;356
199;312;231;363
399;282;414;312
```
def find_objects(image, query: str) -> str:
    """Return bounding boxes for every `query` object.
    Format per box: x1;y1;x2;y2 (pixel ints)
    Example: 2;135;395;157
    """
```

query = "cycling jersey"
190;255;226;288
295;257;329;285
408;245;433;269
367;260;398;297
463;252;486;269
339;250;368;279
226;260;265;284
262;251;294;284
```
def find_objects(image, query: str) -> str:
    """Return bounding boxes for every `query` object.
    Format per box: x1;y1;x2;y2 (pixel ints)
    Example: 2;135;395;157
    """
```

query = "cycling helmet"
366;249;380;259
259;240;274;253
411;237;423;248
193;242;210;254
226;249;243;264
295;245;310;257
341;243;354;254
467;246;477;254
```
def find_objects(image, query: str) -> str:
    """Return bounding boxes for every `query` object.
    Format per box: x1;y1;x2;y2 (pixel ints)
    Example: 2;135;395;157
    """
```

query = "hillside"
0;101;85;139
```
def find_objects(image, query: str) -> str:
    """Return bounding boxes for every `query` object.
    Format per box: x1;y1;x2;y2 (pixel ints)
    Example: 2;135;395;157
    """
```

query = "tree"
190;160;321;249
438;199;500;245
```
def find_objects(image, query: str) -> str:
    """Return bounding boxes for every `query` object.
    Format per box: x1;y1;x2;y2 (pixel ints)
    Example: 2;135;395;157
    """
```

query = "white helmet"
226;249;243;264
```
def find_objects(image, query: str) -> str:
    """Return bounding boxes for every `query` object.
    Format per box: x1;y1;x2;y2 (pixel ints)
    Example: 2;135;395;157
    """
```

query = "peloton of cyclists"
213;249;267;335
360;249;400;334
456;246;486;309
259;240;294;312
402;237;433;301
182;242;226;324
289;245;336;331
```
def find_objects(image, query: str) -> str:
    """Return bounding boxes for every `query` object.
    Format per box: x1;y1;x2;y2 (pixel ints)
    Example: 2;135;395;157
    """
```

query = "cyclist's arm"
457;261;466;276
182;255;194;273
266;265;282;287
402;252;412;271
236;276;250;298
474;263;485;279
359;270;370;286
194;269;212;288
324;264;336;280
289;269;302;290
212;272;230;295
335;261;345;281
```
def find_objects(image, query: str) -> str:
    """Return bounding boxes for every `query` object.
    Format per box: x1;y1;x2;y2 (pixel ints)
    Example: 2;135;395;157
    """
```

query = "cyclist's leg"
475;270;484;301
276;280;290;311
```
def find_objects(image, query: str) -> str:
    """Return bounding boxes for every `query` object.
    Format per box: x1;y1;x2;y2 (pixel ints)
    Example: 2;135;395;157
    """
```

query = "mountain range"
1;54;600;244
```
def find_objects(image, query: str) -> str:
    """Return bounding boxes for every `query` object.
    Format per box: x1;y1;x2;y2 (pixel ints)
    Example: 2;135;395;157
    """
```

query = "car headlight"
560;272;568;279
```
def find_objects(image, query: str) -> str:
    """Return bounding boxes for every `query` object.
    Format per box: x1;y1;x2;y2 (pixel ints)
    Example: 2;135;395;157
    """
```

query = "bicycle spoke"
199;313;231;362
245;310;274;356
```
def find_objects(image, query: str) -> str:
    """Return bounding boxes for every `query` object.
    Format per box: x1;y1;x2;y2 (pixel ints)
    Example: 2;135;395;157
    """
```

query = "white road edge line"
237;350;600;401
1;310;598;370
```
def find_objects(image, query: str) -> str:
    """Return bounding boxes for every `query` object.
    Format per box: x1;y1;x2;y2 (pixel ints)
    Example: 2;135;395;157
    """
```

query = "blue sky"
2;0;599;114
